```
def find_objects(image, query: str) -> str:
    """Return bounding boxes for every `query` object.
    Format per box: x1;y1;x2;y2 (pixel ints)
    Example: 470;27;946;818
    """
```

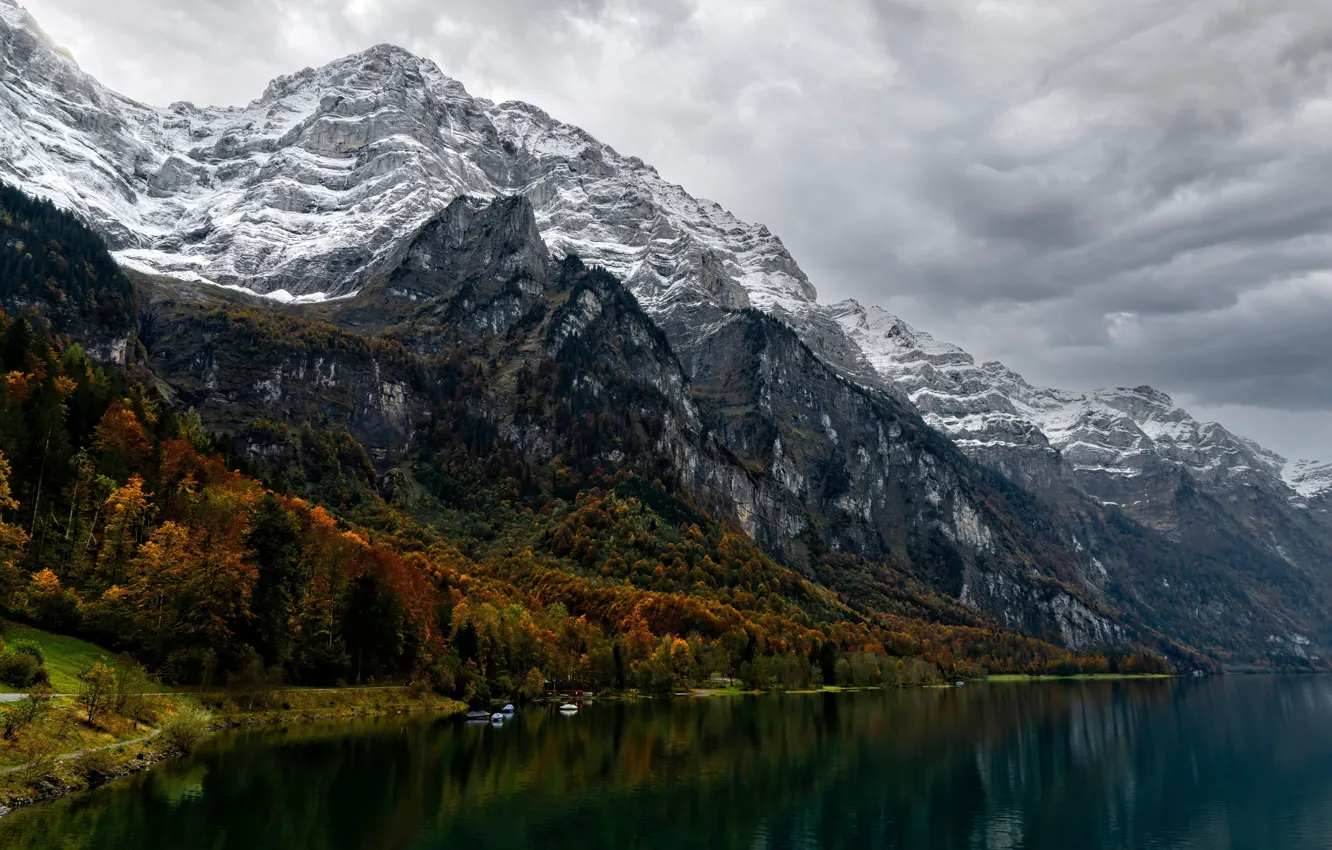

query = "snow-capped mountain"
827;300;1330;523
1287;460;1332;501
1;1;1328;571
0;0;809;316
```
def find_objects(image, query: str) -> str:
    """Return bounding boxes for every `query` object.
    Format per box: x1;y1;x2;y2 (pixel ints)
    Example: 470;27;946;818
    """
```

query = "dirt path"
0;729;161;776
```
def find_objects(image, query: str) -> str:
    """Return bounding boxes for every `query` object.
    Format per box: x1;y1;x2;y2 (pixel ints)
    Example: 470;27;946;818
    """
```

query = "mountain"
1;0;1329;668
828;301;1332;551
1287;460;1332;502
0;179;1162;691
827;301;1322;510
0;0;810;319
134;192;1146;656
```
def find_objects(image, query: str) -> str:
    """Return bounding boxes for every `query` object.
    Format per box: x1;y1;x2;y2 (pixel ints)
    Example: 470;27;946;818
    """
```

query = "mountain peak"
0;0;32;29
1124;385;1175;407
1;0;67;61
823;297;1326;509
1;3;817;315
2;0;1324;526
258;42;456;106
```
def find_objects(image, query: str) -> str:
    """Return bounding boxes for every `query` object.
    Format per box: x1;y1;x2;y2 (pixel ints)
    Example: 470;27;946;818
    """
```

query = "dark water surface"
3;677;1332;849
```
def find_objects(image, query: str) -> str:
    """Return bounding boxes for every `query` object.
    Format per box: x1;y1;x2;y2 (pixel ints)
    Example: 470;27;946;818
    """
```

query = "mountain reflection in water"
3;677;1332;849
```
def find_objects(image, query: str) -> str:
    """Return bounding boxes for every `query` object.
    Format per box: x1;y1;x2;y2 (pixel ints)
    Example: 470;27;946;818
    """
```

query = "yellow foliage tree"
0;450;29;610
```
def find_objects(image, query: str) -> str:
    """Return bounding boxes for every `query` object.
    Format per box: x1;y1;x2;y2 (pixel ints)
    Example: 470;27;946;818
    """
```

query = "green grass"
1;622;118;692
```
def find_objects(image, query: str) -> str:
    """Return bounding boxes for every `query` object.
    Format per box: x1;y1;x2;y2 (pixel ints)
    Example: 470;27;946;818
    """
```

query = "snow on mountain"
0;0;1324;513
1286;460;1332;501
827;299;1325;510
0;0;812;315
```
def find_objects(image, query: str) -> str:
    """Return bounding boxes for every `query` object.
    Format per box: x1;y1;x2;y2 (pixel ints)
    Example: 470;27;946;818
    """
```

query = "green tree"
245;494;303;667
75;661;116;725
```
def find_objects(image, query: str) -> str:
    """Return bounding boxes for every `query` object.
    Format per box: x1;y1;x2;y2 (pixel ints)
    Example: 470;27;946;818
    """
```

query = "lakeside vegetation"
0;621;464;813
1;624;122;693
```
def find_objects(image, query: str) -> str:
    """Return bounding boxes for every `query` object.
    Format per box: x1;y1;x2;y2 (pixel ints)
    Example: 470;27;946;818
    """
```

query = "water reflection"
4;677;1332;849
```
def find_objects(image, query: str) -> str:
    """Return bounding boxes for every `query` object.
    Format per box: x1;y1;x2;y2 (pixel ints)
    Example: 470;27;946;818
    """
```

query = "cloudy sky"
21;0;1332;459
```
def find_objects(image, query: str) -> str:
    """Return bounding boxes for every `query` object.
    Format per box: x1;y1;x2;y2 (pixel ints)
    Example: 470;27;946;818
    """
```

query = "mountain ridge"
1;1;1329;666
826;299;1330;510
2;1;1320;511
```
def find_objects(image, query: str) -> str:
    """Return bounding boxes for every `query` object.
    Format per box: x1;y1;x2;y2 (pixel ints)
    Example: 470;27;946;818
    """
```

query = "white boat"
559;703;578;711
501;704;516;714
490;712;505;722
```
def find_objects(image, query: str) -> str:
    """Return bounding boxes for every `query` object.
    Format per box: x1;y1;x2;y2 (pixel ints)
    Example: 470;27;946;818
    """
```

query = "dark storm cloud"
20;0;1332;458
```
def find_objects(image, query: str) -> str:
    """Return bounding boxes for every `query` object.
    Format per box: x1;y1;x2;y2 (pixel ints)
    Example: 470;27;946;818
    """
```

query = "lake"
3;676;1332;849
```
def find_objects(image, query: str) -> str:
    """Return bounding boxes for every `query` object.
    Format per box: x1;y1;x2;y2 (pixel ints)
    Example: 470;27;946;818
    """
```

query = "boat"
559;703;578;711
490;712;505;722
465;710;491;720
501;704;516;714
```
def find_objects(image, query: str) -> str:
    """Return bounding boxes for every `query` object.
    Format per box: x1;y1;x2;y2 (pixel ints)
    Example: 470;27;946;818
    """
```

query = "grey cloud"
19;0;1332;457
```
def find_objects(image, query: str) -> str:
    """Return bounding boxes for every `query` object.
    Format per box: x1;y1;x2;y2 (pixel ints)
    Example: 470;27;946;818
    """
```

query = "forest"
0;182;1171;704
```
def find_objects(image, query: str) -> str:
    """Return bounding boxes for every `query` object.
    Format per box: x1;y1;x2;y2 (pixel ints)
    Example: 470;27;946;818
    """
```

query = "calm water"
4;677;1332;849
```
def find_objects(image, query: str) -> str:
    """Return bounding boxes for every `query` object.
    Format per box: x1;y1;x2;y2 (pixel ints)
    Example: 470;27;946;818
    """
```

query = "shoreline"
684;674;1179;697
0;675;1186;819
0;688;465;821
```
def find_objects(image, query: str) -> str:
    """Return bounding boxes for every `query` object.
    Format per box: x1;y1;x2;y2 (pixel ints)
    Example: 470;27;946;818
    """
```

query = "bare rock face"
130;195;1130;655
337;194;555;351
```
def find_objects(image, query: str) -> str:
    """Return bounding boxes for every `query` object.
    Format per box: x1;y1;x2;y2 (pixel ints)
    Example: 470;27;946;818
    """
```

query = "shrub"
2;681;54;737
113;656;154;720
0;647;45;689
161;705;212;753
72;747;119;783
16;737;59;784
0;705;20;739
7;638;44;666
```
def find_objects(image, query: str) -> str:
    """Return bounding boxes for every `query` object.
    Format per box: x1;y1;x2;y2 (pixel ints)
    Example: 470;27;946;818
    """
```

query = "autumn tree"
96;476;152;587
0;449;29;609
75;661;116;725
92;400;151;481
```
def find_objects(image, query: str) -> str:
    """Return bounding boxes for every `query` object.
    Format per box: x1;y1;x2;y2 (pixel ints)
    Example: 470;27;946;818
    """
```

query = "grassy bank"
0;623;465;817
0;625;129;694
0;687;464;816
201;686;465;728
0;690;183;815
